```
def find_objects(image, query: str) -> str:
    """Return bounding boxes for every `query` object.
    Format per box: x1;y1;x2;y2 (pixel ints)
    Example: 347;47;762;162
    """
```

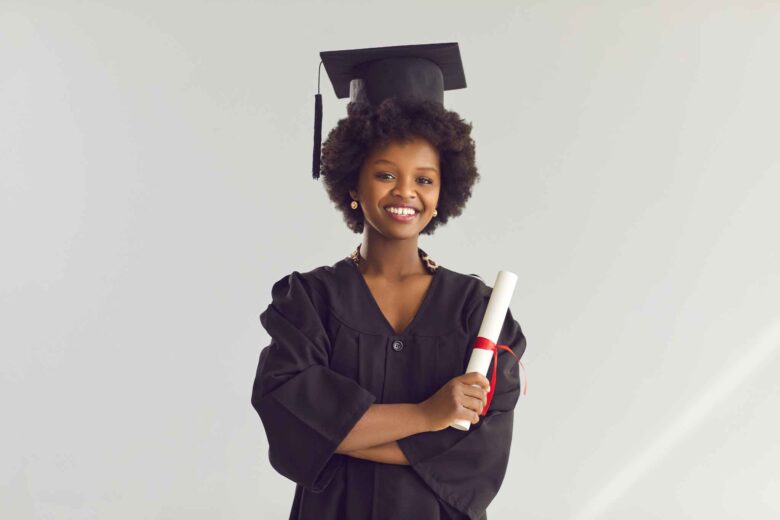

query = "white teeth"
386;207;417;216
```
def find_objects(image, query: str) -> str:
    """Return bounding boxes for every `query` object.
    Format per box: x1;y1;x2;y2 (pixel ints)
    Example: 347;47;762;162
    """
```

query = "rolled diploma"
450;270;518;431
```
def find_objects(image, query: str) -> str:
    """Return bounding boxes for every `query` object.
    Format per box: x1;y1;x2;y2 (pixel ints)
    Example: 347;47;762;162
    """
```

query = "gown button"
392;340;404;352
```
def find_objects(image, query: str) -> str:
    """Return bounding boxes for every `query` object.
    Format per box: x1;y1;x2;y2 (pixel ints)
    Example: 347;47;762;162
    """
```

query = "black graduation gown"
251;256;527;520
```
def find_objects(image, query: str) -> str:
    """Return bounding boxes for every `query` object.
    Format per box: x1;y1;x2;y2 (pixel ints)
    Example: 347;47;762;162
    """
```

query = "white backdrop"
2;1;779;518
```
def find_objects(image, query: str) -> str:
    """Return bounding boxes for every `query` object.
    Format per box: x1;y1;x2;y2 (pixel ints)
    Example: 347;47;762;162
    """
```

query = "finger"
462;371;490;389
458;405;480;423
462;384;489;403
460;395;486;414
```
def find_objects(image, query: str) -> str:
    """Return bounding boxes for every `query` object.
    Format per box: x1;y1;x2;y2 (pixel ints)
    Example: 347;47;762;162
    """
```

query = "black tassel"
312;92;322;180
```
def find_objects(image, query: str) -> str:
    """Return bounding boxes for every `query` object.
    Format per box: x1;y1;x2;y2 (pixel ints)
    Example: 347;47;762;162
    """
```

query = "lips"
384;204;420;212
384;206;419;223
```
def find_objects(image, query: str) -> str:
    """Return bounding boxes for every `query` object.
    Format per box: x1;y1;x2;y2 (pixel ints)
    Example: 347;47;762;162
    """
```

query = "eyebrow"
372;159;439;173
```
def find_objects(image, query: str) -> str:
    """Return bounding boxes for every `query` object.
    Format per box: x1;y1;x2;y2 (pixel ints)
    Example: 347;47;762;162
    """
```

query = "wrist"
413;402;432;433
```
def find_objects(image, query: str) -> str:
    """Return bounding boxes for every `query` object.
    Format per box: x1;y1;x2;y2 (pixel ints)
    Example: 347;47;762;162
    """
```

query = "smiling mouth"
384;206;420;222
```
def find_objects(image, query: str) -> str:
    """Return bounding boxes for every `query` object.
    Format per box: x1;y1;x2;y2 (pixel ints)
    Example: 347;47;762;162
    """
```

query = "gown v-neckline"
348;259;442;337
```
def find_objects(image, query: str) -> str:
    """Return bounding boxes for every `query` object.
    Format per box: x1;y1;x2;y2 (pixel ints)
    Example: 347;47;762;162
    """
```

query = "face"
349;135;441;239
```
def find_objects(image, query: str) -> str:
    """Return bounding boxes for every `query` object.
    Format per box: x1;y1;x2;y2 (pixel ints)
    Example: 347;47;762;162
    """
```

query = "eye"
376;172;434;185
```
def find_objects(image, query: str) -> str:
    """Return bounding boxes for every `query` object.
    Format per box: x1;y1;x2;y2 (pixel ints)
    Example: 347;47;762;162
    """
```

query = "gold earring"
350;200;359;210
432;209;438;217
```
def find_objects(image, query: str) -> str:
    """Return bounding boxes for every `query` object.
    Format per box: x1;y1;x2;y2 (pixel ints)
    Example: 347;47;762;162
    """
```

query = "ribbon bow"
473;335;527;416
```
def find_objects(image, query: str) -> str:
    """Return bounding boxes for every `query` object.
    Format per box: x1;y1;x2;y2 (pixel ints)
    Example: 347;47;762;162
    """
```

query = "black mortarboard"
312;42;467;180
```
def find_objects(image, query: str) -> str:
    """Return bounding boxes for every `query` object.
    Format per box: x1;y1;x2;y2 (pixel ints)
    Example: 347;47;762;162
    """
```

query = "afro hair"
319;96;480;235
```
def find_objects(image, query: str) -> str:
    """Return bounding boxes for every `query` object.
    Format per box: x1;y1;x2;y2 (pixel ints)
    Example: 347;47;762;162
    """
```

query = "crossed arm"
335;402;430;465
342;440;408;464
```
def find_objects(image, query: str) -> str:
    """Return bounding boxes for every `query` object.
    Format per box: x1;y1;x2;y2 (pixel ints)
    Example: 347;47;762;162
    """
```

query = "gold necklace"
349;243;439;275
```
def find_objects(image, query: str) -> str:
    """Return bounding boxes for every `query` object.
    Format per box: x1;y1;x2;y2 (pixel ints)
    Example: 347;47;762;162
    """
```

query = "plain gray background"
2;1;779;518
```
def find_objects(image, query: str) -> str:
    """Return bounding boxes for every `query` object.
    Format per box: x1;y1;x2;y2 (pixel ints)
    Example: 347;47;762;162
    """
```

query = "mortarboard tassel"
312;60;324;180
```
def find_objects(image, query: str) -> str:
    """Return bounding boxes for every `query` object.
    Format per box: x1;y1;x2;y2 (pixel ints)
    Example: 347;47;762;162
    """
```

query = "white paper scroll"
450;270;518;431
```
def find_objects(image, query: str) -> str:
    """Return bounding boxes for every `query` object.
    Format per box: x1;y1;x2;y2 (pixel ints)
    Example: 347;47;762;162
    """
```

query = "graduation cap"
312;42;467;180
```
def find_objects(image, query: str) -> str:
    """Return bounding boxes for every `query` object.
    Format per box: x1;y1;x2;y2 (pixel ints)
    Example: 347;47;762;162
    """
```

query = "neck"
357;230;426;280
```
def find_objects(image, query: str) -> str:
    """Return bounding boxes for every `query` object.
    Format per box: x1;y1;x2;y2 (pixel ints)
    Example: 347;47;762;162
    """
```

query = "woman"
251;43;527;520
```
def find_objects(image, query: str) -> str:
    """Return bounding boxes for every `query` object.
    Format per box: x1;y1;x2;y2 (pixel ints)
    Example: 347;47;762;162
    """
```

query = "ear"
348;189;357;200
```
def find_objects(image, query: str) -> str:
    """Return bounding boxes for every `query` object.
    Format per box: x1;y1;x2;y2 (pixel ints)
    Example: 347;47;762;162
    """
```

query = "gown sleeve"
396;295;527;520
251;271;377;493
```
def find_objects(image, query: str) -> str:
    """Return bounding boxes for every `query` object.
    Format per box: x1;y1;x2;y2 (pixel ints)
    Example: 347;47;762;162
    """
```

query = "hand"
417;372;490;432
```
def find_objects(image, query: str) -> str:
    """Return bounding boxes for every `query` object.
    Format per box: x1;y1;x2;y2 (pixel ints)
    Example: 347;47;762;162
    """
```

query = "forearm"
335;403;429;453
343;441;410;465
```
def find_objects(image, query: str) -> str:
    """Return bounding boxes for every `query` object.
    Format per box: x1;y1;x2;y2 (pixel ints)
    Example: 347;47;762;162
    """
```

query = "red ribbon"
473;335;527;415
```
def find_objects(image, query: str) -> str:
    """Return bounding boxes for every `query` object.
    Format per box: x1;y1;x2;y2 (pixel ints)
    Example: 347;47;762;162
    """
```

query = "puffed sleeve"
251;271;377;493
396;295;527;520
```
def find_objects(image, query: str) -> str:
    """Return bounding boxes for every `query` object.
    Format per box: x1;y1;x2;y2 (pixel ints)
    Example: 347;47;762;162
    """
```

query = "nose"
392;176;417;199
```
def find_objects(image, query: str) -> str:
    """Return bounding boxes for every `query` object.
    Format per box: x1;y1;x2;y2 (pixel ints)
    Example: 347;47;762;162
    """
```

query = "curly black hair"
319;96;480;235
